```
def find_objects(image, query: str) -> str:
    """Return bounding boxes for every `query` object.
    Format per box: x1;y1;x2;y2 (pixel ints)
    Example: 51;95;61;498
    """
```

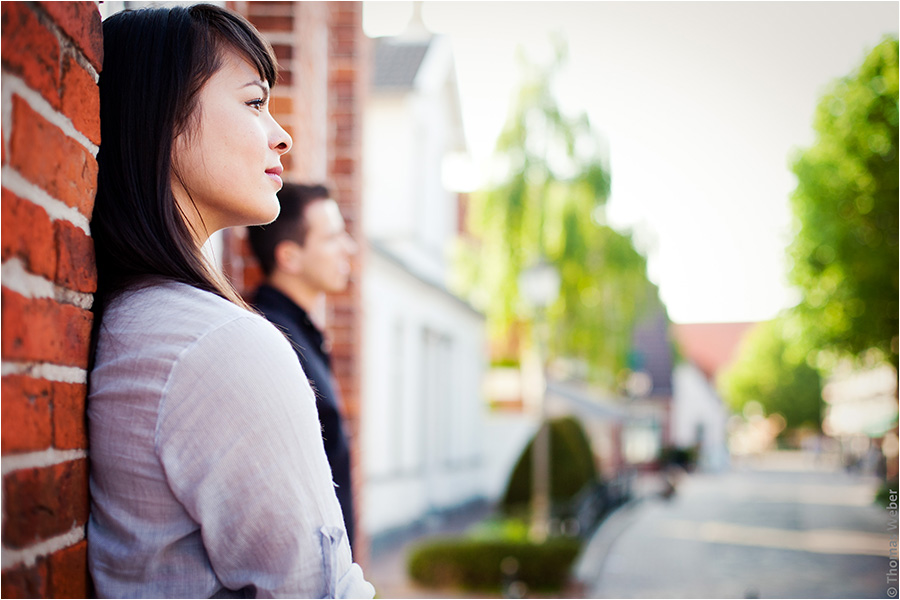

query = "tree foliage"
787;36;899;372
719;319;823;431
454;42;659;384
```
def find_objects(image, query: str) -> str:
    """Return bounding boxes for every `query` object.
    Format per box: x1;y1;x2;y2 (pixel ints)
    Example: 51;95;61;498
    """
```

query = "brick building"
1;2;368;596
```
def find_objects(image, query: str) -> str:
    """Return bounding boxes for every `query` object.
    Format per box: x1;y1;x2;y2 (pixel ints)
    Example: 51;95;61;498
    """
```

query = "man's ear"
273;240;304;275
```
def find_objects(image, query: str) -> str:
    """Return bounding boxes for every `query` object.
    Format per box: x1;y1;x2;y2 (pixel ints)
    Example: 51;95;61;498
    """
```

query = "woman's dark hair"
247;184;331;276
92;4;277;311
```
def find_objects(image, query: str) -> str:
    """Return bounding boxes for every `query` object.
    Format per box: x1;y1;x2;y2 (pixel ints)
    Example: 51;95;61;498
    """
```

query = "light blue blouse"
88;280;374;598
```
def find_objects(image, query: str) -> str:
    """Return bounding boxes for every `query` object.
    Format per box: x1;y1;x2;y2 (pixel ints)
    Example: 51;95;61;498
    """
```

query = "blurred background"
354;3;899;597
2;1;895;597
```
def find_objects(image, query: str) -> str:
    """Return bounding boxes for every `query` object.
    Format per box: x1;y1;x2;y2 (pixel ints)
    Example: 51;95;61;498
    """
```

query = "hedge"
407;536;582;592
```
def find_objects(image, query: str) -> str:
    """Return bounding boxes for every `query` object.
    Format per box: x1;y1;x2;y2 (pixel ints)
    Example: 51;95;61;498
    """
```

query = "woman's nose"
270;118;292;155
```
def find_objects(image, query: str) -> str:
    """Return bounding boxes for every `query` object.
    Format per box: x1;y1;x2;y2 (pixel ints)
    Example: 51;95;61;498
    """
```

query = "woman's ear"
273;240;304;275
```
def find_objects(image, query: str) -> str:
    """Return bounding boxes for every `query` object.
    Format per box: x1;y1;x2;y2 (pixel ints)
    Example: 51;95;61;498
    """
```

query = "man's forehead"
321;198;341;218
308;198;345;228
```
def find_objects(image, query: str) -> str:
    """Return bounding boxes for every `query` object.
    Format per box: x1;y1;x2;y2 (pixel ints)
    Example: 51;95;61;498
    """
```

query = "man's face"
294;199;358;293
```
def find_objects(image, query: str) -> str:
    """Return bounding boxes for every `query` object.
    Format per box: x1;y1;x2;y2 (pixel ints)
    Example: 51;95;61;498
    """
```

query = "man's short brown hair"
247;183;330;276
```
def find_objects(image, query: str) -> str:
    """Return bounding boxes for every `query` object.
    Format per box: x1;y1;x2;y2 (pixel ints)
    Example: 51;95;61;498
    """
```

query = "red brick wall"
326;1;369;565
1;2;101;597
227;0;370;565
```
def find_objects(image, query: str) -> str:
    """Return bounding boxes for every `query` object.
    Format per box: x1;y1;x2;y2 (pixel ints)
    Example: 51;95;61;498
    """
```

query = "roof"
367;240;483;318
372;38;431;89
672;322;757;381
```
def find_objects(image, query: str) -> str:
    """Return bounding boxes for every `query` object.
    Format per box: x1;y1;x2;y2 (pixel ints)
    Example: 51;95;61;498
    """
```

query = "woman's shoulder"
109;279;252;326
100;279;278;354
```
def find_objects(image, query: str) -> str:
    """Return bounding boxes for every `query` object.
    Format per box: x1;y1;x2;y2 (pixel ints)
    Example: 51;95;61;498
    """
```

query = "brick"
1;289;93;368
60;55;100;146
2;459;88;548
272;44;293;60
248;15;293;32
331;5;360;27
50;380;88;450
0;558;49;599
247;1;294;18
269;95;293;115
10;96;97;216
330;80;354;101
48;540;89;599
54;220;97;293
1;3;61;109
242;264;264;294
331;67;357;83
281;152;294;175
1;187;57;279
332;157;354;175
332;25;356;43
38;1;103;71
331;38;356;58
1;375;53;454
277;69;293;87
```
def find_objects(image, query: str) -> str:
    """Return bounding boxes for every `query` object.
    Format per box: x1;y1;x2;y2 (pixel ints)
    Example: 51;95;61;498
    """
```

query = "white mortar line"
1;259;94;310
1;167;91;235
0;361;88;384
0;526;85;569
1;73;98;156
1;449;88;477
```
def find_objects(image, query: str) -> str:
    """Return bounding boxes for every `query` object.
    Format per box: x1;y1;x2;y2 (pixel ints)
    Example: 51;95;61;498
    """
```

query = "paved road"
580;452;897;599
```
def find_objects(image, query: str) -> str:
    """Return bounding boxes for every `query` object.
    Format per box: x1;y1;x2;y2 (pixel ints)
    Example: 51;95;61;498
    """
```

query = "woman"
88;5;374;598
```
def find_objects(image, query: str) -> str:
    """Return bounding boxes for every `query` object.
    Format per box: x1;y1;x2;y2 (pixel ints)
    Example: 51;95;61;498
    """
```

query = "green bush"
501;416;598;513
876;478;898;508
407;536;581;592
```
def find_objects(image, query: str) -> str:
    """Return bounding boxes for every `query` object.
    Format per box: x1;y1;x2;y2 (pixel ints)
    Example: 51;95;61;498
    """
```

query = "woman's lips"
266;166;283;187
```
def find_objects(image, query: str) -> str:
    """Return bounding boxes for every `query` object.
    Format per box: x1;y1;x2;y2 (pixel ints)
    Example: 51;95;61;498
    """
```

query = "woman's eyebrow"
242;79;270;99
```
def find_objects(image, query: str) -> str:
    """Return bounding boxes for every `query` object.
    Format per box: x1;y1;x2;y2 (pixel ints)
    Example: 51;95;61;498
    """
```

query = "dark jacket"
252;284;355;549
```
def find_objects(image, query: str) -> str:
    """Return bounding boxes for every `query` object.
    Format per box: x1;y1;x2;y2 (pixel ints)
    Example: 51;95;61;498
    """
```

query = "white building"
360;27;489;538
672;322;755;470
671;362;730;471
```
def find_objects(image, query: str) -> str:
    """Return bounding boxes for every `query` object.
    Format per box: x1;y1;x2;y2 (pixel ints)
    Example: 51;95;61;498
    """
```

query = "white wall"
671;362;730;471
362;39;460;284
361;250;487;535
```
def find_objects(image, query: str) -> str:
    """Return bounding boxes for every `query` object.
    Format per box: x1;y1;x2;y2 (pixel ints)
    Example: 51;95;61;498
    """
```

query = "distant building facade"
361;27;488;538
672;321;756;469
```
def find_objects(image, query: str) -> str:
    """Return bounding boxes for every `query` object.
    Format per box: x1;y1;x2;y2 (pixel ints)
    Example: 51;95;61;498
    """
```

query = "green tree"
719;319;823;430
787;36;899;372
454;42;659;385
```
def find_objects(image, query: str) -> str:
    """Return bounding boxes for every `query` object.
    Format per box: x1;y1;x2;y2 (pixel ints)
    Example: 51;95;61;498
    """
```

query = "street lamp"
518;258;560;542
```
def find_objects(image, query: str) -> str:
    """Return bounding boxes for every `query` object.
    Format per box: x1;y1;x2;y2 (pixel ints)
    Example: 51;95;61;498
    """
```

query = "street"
581;452;896;599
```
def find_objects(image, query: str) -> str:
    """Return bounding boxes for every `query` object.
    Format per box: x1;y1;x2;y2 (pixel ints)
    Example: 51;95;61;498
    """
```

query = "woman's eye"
246;98;266;112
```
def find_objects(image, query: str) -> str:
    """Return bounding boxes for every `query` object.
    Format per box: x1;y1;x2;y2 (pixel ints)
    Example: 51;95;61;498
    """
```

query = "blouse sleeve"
154;314;375;599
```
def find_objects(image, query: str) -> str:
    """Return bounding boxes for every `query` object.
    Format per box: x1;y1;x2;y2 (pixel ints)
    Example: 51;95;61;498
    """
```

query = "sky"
363;1;898;325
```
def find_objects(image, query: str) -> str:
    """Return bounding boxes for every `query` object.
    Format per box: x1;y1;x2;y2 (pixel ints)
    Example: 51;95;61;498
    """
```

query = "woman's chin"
246;200;281;227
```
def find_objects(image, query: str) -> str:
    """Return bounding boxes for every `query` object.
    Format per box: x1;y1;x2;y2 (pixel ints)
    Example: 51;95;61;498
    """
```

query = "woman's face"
171;49;292;241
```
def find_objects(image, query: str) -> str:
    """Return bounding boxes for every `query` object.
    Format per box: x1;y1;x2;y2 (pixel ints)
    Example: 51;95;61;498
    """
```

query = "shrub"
501;416;598;513
876;477;898;508
407;536;582;592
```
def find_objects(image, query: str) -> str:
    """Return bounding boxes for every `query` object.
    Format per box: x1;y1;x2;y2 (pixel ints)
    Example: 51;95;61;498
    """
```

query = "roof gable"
673;322;757;380
373;38;431;89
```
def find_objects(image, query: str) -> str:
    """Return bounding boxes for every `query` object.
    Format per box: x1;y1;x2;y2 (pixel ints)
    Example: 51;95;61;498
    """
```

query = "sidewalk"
572;470;669;592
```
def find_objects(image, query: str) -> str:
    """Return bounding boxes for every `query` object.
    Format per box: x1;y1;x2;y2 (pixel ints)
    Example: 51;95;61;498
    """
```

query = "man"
248;183;359;549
